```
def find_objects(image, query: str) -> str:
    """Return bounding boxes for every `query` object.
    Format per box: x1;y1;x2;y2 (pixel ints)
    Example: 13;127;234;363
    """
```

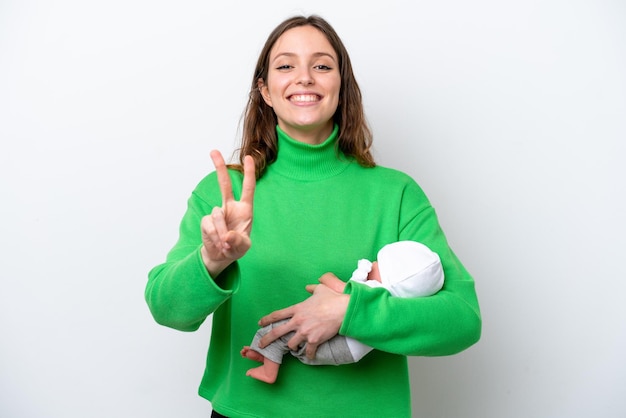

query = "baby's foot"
241;346;265;363
246;365;277;384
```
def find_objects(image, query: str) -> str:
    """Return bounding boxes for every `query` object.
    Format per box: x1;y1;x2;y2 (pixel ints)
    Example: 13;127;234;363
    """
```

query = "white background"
1;1;624;417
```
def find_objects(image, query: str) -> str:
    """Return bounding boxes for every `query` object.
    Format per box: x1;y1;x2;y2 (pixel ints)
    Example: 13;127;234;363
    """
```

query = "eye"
276;64;293;70
314;64;333;71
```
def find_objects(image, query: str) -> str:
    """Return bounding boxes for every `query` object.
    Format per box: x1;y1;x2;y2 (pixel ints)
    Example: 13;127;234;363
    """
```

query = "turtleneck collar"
267;124;351;181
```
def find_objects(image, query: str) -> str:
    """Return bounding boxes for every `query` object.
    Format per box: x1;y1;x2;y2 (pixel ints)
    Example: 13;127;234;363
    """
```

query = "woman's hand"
201;150;256;277
258;273;350;359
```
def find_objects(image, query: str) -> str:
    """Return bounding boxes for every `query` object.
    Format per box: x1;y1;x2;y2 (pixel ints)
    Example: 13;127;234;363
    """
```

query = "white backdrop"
1;1;624;417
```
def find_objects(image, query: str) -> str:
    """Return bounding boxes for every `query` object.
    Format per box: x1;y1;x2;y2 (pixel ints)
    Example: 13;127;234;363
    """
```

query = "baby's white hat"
377;241;444;298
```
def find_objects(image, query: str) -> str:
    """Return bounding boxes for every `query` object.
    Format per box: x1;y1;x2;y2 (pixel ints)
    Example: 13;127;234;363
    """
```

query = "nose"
296;68;314;86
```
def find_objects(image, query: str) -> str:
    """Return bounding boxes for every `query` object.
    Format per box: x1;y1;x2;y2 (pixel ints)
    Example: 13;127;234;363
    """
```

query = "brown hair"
231;15;375;178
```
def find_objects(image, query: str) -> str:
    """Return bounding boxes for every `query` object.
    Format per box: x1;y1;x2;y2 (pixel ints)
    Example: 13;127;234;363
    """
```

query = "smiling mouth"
289;94;321;103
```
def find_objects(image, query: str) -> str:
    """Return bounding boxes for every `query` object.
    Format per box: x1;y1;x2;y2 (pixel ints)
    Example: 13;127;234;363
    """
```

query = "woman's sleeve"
339;179;481;356
144;173;241;332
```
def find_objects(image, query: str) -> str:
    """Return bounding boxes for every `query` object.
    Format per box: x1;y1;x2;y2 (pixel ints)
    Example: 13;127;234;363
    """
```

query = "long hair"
231;15;375;178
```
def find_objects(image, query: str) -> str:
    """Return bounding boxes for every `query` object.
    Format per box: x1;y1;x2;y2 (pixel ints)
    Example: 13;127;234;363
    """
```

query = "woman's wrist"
201;245;232;279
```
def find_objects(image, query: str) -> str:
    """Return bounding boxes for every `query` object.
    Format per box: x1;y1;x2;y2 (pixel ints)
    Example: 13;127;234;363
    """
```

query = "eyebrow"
271;52;337;64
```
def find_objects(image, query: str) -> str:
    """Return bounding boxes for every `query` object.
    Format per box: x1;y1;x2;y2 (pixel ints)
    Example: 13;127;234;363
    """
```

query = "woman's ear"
257;78;272;107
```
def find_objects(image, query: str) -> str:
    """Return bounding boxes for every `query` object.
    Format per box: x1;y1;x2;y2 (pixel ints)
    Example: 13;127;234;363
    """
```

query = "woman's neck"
268;124;349;181
276;121;335;145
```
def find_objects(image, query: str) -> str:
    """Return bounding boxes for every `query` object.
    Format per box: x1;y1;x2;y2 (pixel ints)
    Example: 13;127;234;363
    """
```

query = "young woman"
146;15;481;418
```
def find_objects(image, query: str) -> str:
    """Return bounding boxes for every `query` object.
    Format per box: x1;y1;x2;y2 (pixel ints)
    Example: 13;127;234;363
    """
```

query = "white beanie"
376;241;444;298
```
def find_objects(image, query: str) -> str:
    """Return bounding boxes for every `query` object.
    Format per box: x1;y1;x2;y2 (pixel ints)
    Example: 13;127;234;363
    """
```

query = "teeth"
291;95;319;102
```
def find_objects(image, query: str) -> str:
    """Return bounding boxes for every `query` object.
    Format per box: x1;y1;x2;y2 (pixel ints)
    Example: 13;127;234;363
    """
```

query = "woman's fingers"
257;318;315;358
210;150;256;207
240;154;256;205
223;230;251;258
304;342;319;359
259;306;295;328
287;333;307;353
258;318;295;348
200;151;255;276
201;214;222;252
207;150;255;252
210;206;230;249
210;150;234;204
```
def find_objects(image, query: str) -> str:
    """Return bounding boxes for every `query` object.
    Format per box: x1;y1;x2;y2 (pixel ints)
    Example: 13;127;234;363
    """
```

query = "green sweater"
146;125;481;418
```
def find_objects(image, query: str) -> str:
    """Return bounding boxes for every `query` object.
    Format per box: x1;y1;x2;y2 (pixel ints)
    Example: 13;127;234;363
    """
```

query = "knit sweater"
145;125;481;418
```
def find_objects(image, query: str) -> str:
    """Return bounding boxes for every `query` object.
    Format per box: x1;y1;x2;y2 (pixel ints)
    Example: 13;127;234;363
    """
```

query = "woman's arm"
146;244;239;332
144;182;236;332
145;151;256;332
341;253;481;356
342;200;481;356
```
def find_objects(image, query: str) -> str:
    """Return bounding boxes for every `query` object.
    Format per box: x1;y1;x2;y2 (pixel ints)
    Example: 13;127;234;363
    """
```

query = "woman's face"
259;25;341;145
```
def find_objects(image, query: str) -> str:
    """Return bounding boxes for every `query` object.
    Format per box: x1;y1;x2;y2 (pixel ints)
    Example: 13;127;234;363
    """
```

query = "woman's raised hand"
200;150;256;277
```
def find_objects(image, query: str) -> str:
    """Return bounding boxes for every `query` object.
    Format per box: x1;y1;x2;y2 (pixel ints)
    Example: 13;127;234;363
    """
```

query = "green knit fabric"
146;125;481;418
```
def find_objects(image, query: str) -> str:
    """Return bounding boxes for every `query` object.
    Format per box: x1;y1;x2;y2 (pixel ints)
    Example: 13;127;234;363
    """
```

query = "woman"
146;15;481;418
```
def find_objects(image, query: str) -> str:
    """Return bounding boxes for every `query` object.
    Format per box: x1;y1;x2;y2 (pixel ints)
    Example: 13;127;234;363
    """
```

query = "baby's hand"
305;273;347;294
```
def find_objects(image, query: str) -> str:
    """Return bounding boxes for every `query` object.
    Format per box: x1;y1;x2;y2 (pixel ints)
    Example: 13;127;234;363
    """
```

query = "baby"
241;240;445;383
